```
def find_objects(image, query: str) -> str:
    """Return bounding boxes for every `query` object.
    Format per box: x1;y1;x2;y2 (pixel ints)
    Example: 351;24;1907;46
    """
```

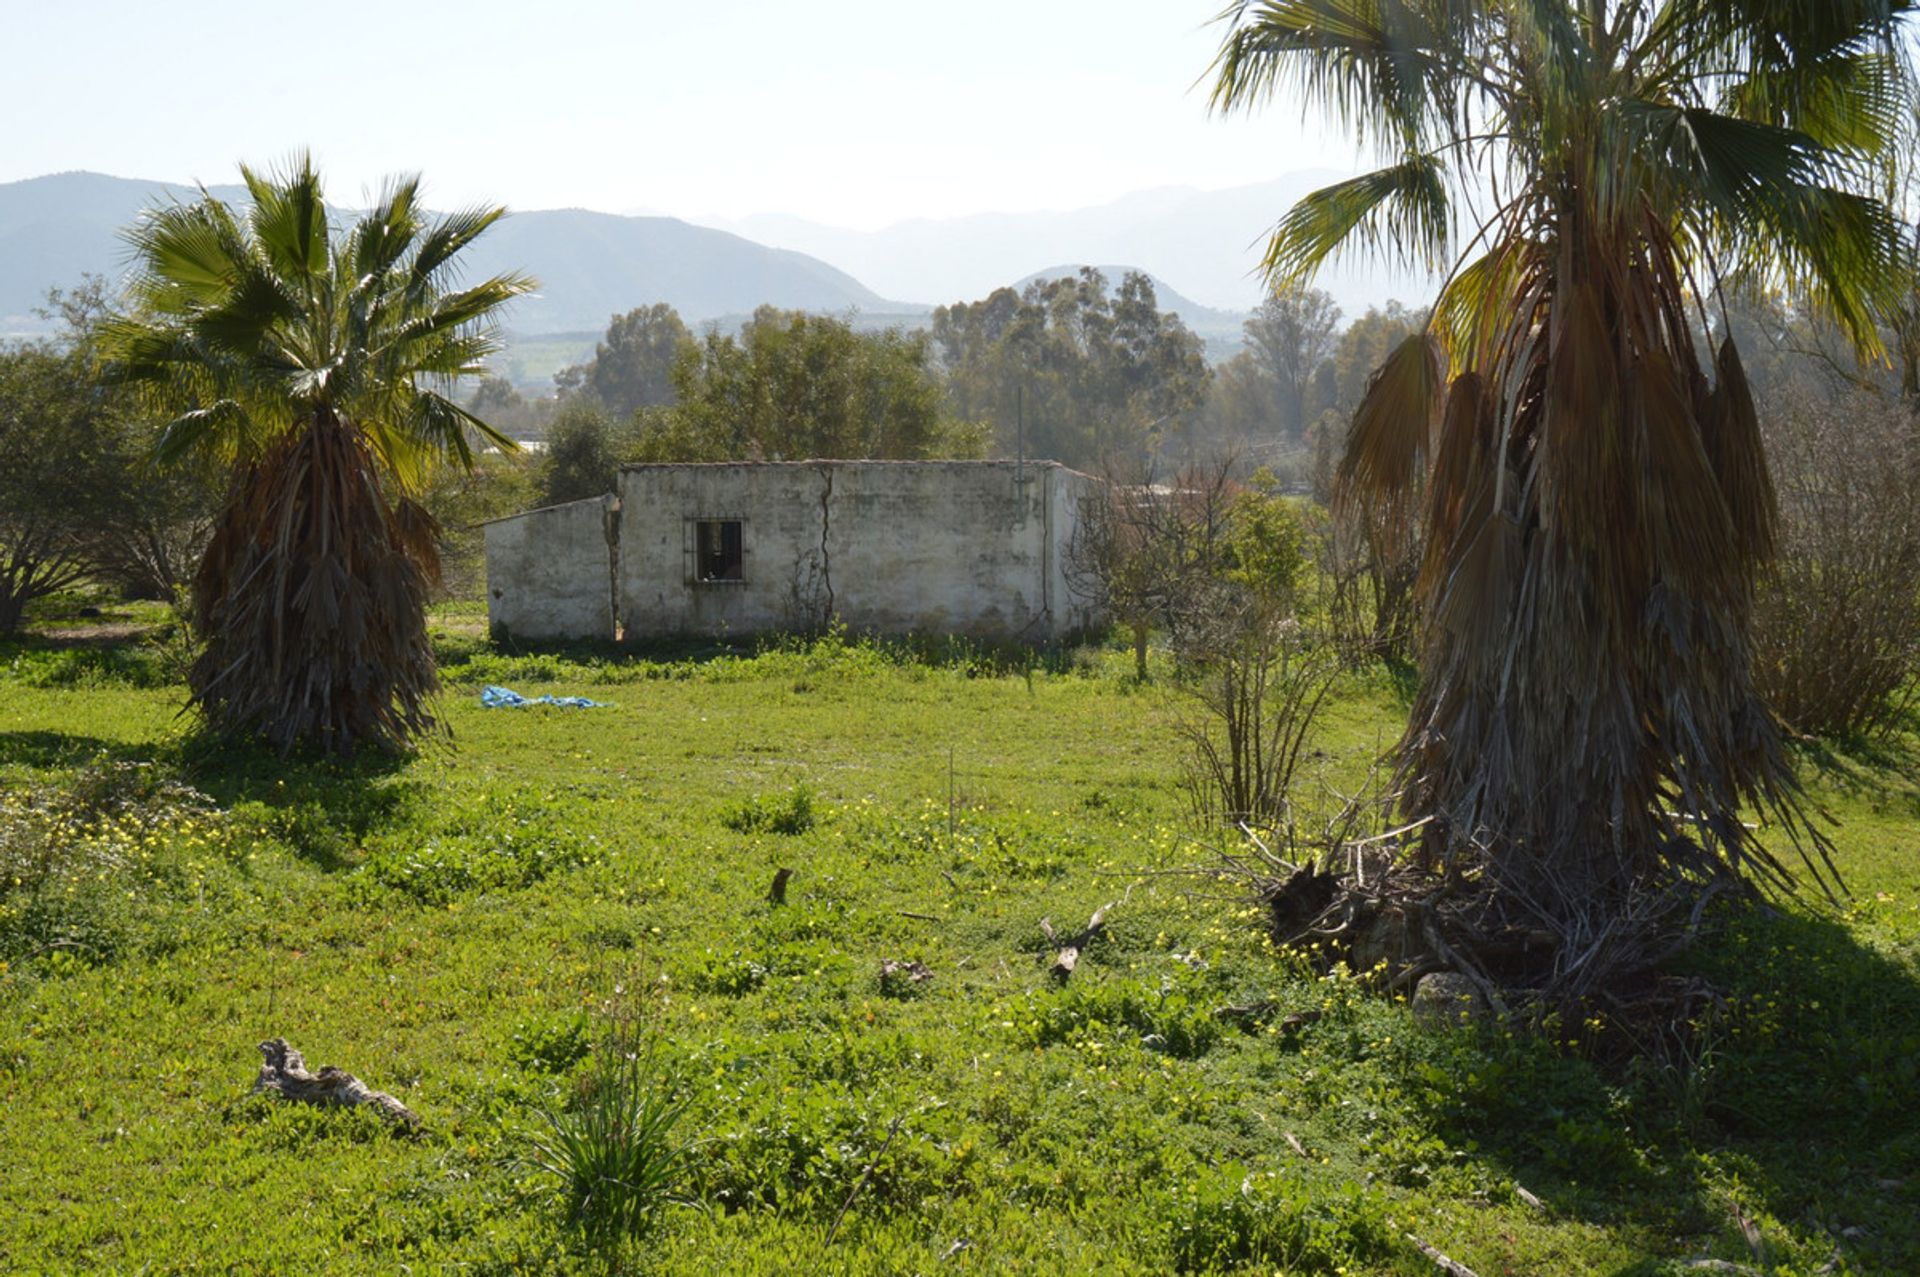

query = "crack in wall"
603;494;622;641
816;464;835;629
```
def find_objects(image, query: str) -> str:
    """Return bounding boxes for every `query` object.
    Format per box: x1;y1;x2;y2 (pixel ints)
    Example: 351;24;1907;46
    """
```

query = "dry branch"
1048;904;1110;982
252;1038;418;1129
1405;1232;1480;1277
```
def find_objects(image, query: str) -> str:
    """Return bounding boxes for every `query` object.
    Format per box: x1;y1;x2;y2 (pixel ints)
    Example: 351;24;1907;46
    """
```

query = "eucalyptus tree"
1210;0;1916;998
102;157;532;753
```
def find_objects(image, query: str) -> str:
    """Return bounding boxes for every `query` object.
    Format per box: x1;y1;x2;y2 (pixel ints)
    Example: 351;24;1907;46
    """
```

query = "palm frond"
1261;155;1452;289
1334;330;1444;512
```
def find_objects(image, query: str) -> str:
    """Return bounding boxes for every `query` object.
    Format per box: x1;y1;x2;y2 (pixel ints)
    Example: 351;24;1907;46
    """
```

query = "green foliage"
0;340;129;631
931;268;1210;466
535;399;624;507
720;785;816;836
1222;471;1311;610
633;307;985;462
421;449;538;600
1166;1165;1399;1274
359;791;604;905
508;1014;595;1074
553;302;692;418
524;1015;694;1246
1018;970;1223;1060
0;762;233;969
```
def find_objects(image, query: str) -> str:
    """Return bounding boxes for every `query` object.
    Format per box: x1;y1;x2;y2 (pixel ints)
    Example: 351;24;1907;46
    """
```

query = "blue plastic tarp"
480;685;610;709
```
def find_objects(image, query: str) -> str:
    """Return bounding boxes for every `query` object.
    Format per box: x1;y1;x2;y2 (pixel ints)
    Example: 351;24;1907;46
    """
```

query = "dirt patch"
29;623;157;647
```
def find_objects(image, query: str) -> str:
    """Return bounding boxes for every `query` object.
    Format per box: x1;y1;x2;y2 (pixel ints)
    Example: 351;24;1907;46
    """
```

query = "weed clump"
0;761;227;970
721;785;815;836
525;1011;694;1247
1167;1165;1398;1274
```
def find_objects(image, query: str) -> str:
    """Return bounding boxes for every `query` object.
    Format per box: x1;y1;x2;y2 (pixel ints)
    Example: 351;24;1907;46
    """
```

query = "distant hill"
706;175;1437;318
0;172;917;337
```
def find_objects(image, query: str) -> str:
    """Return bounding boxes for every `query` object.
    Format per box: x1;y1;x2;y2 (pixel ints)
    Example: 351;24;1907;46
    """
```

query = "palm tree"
102;156;532;753
1209;2;1915;1001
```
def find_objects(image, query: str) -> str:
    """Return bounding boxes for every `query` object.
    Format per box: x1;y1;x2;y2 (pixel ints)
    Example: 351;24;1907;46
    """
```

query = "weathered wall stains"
484;461;1103;644
482;494;619;642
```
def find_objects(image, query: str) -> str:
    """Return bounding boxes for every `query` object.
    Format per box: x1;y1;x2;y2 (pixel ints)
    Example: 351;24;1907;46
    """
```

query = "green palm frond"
102;165;534;477
1261;154;1452;288
1209;0;1487;150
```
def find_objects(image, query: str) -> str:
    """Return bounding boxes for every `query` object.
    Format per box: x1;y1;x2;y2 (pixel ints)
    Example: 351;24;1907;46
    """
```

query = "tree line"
486;272;1429;512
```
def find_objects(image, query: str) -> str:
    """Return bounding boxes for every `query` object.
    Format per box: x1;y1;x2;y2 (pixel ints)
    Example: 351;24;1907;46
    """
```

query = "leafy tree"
1241;285;1342;440
555;303;692;418
34;279;224;603
1211;0;1916;1001
423;449;538;600
0;342;124;631
466;374;551;440
539;399;625;505
931;269;1211;467
632;307;985;461
101;157;532;753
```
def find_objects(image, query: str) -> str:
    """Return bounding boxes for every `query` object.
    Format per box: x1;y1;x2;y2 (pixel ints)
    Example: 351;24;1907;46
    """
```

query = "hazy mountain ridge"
1;170;1430;371
703;174;1432;317
0;172;914;337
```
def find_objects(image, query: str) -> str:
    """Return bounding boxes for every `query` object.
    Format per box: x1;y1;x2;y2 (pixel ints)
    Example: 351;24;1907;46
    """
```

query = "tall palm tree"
1210;1;1915;1000
102;156;533;753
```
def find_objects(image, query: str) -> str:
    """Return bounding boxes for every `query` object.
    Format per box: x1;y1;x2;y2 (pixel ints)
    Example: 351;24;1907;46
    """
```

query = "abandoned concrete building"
482;460;1104;644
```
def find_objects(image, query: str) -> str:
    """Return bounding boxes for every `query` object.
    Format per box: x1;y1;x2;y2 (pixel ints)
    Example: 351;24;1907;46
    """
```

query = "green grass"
0;625;1916;1273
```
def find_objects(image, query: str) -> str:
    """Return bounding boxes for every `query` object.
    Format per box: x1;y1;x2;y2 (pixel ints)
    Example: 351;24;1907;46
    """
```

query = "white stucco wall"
615;461;1100;642
482;495;617;642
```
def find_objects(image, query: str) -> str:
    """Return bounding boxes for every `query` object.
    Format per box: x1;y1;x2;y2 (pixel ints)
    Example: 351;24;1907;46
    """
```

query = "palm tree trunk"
190;410;438;753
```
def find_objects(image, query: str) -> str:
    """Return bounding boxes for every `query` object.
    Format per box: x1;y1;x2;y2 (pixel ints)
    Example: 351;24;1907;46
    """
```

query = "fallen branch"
1049;903;1111;983
252;1038;418;1130
1405;1232;1480;1277
825;1112;905;1245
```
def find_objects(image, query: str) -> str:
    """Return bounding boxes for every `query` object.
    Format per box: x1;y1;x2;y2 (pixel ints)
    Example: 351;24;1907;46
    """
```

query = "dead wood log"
878;958;934;989
252;1038;419;1129
769;866;793;905
1405;1232;1480;1277
1048;904;1110;982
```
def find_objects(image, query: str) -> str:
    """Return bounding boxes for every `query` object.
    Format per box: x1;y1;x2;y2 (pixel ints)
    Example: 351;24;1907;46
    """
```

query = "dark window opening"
696;519;744;582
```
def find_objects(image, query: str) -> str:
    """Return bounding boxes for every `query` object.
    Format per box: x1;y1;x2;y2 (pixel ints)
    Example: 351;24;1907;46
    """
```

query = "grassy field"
2;610;1917;1274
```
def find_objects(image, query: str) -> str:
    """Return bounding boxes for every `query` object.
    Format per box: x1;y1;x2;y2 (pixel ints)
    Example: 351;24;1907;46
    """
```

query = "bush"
1754;387;1920;737
720;785;816;836
0;762;225;968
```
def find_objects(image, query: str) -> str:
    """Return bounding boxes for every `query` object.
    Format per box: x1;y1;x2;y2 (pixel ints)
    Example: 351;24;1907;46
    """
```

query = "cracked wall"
613;461;1100;642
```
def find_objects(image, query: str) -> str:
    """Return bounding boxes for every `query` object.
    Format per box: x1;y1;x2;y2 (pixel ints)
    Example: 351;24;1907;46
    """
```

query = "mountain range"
0;172;913;338
1;170;1432;371
699;175;1431;317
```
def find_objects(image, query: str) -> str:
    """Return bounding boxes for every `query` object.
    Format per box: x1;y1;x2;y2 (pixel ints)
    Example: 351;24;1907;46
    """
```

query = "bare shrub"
1066;456;1241;679
1753;387;1920;737
1177;611;1342;828
1171;483;1333;828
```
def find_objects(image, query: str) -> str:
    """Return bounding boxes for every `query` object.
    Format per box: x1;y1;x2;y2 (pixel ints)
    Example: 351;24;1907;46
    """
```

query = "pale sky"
5;0;1358;228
